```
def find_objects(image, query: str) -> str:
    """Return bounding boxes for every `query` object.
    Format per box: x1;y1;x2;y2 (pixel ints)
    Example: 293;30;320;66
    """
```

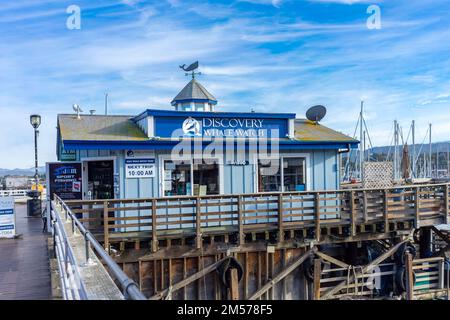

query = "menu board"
47;162;82;201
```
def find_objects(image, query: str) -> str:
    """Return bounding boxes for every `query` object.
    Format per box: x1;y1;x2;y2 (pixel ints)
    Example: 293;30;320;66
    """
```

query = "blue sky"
1;0;450;168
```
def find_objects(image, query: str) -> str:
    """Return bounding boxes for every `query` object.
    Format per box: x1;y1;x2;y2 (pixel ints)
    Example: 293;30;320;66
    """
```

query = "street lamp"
30;114;41;190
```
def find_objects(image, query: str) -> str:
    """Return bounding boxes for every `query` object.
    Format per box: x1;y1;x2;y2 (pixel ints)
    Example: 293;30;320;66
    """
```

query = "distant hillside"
0;166;46;177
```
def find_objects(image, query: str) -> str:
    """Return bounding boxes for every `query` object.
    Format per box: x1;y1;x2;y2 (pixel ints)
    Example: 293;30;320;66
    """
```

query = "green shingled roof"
294;119;357;143
58;114;148;141
58;114;356;144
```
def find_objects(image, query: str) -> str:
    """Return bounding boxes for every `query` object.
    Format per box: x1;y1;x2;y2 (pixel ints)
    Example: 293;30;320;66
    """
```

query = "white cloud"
1;0;450;168
308;0;376;4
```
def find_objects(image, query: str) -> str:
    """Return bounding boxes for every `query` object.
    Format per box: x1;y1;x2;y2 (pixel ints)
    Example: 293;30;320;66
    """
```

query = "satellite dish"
306;105;327;123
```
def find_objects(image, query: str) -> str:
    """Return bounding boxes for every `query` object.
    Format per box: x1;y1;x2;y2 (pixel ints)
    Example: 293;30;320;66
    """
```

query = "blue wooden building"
56;78;358;201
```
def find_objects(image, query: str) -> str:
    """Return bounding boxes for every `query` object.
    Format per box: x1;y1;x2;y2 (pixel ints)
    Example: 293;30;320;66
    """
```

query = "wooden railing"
412;257;447;296
59;183;450;251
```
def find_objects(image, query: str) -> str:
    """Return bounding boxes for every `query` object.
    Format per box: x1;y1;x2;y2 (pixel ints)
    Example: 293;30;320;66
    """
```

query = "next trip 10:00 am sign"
125;158;155;178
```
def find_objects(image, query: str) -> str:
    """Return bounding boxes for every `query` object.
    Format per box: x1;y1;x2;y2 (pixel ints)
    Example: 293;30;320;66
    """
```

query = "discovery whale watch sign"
182;117;269;137
154;114;289;138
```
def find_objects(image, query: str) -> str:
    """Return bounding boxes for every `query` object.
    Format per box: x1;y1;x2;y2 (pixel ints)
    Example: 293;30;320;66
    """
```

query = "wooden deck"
0;204;51;300
61;183;450;252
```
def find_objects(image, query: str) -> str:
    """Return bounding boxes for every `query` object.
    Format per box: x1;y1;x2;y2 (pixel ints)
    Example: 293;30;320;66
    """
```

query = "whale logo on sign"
182;117;201;136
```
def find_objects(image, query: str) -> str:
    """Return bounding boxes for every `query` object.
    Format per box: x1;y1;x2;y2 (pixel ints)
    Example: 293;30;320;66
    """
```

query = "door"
86;160;114;200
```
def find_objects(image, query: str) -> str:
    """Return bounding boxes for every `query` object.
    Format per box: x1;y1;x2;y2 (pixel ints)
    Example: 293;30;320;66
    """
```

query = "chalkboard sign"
47;162;82;201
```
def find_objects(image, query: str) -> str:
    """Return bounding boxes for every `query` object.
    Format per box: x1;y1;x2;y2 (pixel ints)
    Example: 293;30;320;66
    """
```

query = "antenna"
306;105;327;123
72;104;83;119
105;92;108;115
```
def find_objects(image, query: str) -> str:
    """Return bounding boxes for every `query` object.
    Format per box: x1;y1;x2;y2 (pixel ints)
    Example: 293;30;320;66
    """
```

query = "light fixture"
30;114;41;129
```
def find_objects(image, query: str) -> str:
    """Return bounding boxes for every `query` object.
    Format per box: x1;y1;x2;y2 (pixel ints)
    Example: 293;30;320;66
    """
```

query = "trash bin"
26;190;42;217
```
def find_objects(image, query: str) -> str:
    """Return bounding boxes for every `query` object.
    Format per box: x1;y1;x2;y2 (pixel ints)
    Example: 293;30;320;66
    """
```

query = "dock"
0;204;51;300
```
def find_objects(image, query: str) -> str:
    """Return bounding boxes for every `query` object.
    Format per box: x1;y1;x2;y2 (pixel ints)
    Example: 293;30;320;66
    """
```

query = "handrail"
52;194;146;300
51;201;89;300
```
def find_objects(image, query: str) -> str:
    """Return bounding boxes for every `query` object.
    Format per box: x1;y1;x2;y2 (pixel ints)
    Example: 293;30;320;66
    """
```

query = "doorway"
86;160;114;200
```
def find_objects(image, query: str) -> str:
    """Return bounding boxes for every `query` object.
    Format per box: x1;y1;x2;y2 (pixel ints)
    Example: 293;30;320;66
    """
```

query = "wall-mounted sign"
60;149;77;161
226;160;249;166
0;197;15;238
155;116;288;138
47;162;83;201
125;158;155;178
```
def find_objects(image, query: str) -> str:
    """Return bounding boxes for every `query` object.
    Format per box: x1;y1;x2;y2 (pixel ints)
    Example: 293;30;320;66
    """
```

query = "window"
163;159;221;196
163;161;191;196
257;156;306;192
258;160;281;192
283;157;306;191
179;103;192;111
193;162;219;195
194;103;205;111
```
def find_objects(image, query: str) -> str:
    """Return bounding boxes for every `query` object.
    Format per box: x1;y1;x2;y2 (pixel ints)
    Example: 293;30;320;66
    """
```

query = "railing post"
278;193;284;243
314;193;320;242
151;199;158;253
313;258;322;300
237;195;245;246
362;190;368;223
438;259;444;290
196;197;202;249
103;201;110;253
414;187;420;228
350;191;356;236
444;185;449;224
229;268;239;300
84;234;90;264
383;189;389;233
405;252;414;300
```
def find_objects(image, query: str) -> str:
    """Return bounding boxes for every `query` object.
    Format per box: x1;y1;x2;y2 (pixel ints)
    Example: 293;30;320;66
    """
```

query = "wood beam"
315;251;349;269
320;239;408;300
149;257;228;300
313;258;321;300
248;248;314;300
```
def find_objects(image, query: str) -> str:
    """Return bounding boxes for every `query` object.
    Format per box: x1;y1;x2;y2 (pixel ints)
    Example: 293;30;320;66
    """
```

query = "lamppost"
30;114;41;190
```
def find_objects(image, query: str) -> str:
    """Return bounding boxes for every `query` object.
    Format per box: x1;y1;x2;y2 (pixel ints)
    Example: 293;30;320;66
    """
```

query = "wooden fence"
59;183;450;252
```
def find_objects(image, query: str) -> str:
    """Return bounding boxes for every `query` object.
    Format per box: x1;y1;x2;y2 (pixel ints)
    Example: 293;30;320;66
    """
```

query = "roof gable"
171;79;217;105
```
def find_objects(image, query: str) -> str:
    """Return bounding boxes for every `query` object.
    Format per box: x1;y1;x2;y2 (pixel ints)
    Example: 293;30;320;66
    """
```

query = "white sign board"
0;197;15;238
125;158;155;179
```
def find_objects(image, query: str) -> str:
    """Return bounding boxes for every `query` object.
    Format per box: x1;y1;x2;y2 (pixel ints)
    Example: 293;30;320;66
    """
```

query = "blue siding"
72;148;340;198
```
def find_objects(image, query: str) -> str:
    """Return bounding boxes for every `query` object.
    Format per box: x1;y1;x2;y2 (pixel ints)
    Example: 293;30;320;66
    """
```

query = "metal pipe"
34;127;39;189
53;195;146;300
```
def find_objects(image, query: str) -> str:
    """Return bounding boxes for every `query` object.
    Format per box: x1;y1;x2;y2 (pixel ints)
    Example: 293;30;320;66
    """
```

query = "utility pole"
105;92;109;115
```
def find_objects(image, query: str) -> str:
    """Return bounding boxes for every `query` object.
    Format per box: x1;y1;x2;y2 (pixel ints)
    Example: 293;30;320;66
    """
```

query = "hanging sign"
0;197;15;238
125;158;155;178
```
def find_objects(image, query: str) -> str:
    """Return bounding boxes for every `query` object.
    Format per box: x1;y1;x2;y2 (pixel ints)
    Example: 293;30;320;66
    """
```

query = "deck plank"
0;204;51;300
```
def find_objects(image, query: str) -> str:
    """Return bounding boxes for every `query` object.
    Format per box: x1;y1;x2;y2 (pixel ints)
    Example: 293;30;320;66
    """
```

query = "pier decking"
0;204;51;300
